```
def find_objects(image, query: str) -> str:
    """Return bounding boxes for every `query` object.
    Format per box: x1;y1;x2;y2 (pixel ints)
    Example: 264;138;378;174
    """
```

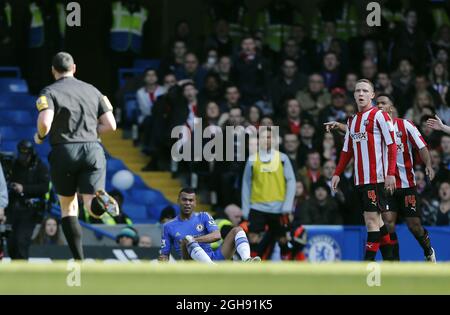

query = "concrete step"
101;129;211;211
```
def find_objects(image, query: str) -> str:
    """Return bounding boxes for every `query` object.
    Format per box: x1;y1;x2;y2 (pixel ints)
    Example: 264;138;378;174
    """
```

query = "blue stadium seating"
0;140;17;153
0;94;36;110
0;66;22;78
147;203;172;222
35;142;51;158
0;126;35;141
118;68;144;87
0;110;34;125
128;188;168;205
122;202;149;223
133;59;160;70
123;93;139;126
0;86;176;224
106;157;127;173
0;78;29;93
9;94;36;109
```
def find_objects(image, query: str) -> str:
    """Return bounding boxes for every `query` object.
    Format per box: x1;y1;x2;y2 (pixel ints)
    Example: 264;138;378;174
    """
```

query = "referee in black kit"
34;52;119;260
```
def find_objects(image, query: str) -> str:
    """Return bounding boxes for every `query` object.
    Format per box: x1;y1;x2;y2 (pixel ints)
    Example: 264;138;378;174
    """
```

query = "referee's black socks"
62;216;84;260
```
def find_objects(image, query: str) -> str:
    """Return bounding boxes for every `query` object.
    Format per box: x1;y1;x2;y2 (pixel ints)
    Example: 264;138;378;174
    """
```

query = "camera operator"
0;161;9;259
6;140;49;259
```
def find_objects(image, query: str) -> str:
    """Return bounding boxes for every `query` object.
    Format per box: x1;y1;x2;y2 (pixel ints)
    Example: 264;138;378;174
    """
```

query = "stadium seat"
106;158;127;174
0;126;35;141
147;203;172;222
131;175;147;189
0;66;21;78
123;94;139;126
133;59;160;70
122;202;149;223
0;94;36;110
118;68;144;88
128;188;168;206
0;110;34;125
35;142;51;158
0;140;17;153
9;94;36;110
0;78;29;93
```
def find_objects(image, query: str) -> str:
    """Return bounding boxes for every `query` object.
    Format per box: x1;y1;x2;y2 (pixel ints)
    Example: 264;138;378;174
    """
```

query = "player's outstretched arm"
332;126;353;192
427;115;450;135
324;121;347;133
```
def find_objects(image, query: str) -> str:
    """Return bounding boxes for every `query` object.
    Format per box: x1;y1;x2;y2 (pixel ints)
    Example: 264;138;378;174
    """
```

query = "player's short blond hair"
355;79;375;92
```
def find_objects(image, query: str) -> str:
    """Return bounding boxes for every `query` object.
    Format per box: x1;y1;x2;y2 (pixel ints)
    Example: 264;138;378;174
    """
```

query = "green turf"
1;262;450;294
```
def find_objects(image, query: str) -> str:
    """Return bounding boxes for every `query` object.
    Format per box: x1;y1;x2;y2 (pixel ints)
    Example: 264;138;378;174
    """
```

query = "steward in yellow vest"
110;0;148;54
241;128;296;259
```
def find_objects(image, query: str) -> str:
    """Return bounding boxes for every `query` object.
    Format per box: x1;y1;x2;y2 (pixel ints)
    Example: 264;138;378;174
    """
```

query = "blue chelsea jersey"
160;212;218;257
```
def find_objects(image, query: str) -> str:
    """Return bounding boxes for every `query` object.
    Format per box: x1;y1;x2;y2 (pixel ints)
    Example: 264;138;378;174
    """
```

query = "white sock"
235;230;251;260
187;241;214;264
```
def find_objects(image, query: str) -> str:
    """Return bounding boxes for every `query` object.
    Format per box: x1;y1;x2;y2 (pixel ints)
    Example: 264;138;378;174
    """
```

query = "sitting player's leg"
183;236;214;263
59;194;84;260
220;226;257;261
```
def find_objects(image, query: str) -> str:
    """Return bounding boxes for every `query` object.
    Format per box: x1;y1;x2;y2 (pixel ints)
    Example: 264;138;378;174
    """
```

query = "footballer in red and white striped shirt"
342;107;396;186
331;79;397;261
376;94;436;262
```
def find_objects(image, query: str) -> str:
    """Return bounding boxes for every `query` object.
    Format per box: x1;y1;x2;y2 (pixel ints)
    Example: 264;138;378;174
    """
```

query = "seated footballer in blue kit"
158;187;260;263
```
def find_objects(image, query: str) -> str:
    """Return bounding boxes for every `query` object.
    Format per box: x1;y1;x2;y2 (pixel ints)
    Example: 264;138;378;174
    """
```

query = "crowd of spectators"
124;1;450;226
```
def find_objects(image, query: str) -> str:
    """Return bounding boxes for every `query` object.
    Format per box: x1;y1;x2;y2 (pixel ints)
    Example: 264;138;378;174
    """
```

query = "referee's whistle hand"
34;132;44;145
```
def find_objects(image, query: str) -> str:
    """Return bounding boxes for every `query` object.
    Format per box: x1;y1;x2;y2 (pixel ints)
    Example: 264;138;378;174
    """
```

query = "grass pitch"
1;261;450;295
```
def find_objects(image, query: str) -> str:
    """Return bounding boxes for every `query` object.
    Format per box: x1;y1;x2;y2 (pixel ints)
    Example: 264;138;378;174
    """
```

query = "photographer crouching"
6;140;49;259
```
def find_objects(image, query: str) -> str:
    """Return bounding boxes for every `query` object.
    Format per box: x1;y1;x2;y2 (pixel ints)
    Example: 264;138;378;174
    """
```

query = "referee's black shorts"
48;142;106;196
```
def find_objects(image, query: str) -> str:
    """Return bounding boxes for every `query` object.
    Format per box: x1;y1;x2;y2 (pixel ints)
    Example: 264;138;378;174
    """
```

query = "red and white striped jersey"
392;118;427;188
342;107;395;186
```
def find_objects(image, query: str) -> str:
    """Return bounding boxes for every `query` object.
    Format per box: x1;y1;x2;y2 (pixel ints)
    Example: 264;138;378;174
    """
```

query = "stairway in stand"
101;129;211;211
